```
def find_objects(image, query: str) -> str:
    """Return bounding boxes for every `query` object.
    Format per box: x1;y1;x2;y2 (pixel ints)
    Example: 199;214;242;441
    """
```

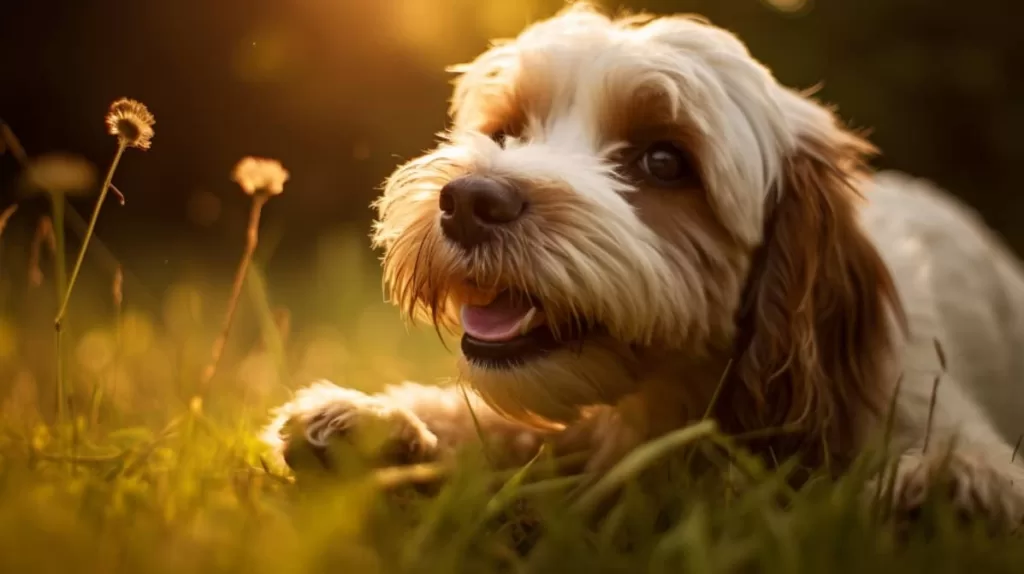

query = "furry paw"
877;448;1024;530
261;380;439;474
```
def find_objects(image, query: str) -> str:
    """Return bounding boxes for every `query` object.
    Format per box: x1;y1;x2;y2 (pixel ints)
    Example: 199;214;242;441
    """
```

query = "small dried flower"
232;156;289;196
24;152;98;195
105;98;155;150
56;100;150;330
203;156;284;386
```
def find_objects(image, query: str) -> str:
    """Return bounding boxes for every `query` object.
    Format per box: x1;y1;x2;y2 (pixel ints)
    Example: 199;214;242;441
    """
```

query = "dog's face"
372;4;899;433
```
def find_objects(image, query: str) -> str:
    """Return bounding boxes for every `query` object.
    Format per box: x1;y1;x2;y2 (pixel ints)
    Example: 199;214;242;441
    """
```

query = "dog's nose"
438;176;524;248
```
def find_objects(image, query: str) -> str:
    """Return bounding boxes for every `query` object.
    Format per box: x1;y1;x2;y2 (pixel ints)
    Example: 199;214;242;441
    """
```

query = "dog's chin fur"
457;336;640;428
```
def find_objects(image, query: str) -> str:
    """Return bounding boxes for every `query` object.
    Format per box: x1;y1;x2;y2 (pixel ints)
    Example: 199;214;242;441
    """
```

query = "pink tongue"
460;293;535;342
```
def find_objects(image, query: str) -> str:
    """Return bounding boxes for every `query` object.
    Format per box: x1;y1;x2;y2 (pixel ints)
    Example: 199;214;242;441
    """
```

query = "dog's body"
263;4;1024;522
861;171;1024;453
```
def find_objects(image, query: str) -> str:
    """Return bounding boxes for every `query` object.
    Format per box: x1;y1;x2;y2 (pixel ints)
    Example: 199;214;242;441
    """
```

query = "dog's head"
372;3;903;441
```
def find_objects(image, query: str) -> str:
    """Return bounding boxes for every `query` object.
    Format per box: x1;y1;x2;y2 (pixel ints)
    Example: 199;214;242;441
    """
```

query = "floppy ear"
722;125;906;468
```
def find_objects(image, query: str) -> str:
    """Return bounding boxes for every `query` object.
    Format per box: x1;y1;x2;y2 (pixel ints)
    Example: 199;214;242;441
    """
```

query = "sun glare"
762;0;811;13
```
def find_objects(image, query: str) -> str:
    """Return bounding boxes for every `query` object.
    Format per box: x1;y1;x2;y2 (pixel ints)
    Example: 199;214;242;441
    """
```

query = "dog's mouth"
458;288;591;369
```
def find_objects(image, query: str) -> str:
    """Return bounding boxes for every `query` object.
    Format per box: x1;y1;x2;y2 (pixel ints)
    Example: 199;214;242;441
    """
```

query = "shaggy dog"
263;3;1024;523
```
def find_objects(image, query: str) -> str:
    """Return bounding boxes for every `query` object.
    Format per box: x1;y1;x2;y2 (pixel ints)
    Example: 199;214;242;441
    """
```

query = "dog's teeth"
520;307;538;335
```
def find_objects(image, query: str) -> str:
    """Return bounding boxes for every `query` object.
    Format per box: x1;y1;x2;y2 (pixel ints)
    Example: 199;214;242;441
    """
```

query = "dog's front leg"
261;380;569;474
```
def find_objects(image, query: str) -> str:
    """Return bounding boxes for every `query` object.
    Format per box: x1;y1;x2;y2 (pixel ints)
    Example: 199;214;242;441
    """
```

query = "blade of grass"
572;419;717;517
873;373;905;518
458;381;496;464
479;445;553;525
245;262;289;389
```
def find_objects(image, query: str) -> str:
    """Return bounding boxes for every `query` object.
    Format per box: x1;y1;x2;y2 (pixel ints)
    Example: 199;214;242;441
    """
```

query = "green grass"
2;221;1024;574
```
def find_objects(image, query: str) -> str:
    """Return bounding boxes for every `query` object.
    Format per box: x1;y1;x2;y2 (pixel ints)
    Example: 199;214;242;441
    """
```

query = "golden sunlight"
762;0;812;13
389;0;554;66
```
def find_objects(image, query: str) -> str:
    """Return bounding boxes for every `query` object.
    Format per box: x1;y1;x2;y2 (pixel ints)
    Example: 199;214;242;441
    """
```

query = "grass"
2;241;1024;574
2;122;1024;574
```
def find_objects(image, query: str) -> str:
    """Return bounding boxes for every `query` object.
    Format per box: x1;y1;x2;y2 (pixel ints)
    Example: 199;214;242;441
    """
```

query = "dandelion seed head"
24;152;98;195
232;156;289;196
106;98;155;150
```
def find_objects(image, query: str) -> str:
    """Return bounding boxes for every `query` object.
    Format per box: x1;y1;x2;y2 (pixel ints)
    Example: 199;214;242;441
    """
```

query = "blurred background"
0;0;1021;421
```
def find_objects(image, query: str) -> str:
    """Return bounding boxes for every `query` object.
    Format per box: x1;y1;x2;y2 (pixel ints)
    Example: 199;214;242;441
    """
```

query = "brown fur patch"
628;184;746;351
450;51;554;139
719;130;906;470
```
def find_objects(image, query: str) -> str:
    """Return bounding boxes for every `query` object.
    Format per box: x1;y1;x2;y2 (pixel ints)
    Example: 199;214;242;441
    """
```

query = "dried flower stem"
55;139;126;330
22;212;65;422
201;193;270;387
0;124;29;281
27;216;55;287
109;186;126;205
0;123;28;164
90;266;123;428
0;204;16;236
49;193;69;425
0;204;17;284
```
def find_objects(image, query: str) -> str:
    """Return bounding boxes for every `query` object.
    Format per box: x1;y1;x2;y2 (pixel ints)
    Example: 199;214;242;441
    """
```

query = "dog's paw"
262;381;439;475
877;448;1024;530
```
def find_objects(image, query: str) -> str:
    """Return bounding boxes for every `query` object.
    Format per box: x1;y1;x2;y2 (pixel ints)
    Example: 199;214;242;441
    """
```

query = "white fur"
862;172;1024;449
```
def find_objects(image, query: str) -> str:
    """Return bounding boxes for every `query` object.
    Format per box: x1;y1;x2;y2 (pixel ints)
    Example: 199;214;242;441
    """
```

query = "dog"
262;3;1024;523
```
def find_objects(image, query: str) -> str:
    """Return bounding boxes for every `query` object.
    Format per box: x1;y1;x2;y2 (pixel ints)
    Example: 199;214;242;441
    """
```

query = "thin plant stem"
55;139;127;330
923;374;942;454
875;374;904;518
49;193;69;427
1;123;29;164
0;204;17;281
91;265;123;428
244;261;289;401
459;381;494;463
202;193;269;389
27;216;56;287
109;186;126;205
0;204;16;237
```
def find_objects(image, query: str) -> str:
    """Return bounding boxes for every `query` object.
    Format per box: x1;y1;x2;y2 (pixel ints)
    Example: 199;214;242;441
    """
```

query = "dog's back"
861;170;1024;447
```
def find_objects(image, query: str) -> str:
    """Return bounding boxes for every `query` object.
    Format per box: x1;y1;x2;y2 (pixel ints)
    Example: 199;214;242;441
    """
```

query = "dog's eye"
637;142;695;186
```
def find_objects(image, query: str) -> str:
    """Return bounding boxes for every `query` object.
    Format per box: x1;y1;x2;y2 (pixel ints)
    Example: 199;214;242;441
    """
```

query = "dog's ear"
723;123;905;467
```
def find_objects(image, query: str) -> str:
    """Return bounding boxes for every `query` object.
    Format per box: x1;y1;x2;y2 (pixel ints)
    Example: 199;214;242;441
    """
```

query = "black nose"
438;175;525;248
